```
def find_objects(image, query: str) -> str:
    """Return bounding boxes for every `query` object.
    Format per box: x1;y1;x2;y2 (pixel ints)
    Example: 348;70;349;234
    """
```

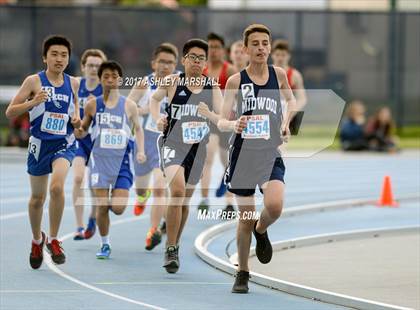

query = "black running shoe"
221;204;236;220
163;245;179;274
145;227;162;251
253;221;272;264
29;231;46;269
231;270;250;293
46;239;66;264
198;199;209;213
160;221;166;235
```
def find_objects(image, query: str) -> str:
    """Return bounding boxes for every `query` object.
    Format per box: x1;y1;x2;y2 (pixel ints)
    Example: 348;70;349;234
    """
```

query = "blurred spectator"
340;100;368;151
7;113;29;147
365;106;399;152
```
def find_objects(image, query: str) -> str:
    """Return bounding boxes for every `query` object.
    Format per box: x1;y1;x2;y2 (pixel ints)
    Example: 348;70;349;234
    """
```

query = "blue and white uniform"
27;70;77;176
133;73;168;177
225;66;286;196
89;95;133;190
75;78;102;163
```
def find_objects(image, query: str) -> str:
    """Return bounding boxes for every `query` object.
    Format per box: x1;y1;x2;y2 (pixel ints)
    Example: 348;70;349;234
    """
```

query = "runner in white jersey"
72;49;107;241
128;43;179;250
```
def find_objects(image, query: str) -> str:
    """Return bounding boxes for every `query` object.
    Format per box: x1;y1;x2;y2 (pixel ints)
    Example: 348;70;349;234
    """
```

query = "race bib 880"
40;112;68;135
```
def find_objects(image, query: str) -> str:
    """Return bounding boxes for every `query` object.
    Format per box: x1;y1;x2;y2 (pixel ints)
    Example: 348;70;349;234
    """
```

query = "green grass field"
1;126;419;149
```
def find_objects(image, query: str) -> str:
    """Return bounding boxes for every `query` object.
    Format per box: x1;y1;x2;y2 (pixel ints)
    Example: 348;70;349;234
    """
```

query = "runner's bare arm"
197;86;222;125
218;74;240;132
275;67;297;140
293;70;307;111
127;76;149;116
127;98;146;163
74;97;96;139
70;77;81;128
5;75;47;119
150;75;173;123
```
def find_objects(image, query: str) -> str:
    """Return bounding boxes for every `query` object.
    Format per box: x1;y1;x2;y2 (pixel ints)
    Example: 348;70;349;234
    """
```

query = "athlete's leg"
200;133;219;203
257;180;284;233
218;144;235;208
72;156;86;229
133;173;152;216
48;158;71;238
175;186;195;245
235;195;256;272
29;175;49;241
164;165;186;247
135;173;152;197
110;188;129;215
150;168;167;229
95;189;111;237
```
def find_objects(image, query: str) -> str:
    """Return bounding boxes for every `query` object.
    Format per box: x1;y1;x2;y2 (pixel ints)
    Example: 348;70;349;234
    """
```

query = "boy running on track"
128;43;179;250
151;39;223;273
271;39;306;134
72;49;107;241
199;33;236;213
75;61;146;259
218;24;296;293
6;35;81;268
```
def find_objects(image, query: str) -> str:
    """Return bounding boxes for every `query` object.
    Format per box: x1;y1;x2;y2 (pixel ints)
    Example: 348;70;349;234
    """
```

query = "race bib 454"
182;122;209;144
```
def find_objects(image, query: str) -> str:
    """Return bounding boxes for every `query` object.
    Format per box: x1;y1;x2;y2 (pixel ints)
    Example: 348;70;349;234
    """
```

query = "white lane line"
195;198;419;310
1;290;84;293
43;215;166;310
1;197;139;220
94;282;231;285
0;192;73;206
0;206;74;220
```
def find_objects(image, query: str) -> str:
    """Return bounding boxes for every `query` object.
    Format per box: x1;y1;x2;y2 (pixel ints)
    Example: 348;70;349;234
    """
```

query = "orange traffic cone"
377;176;399;207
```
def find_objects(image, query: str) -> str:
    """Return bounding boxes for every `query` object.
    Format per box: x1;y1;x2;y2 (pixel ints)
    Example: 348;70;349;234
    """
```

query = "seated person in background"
339;100;368;151
365;106;399;152
7;113;30;147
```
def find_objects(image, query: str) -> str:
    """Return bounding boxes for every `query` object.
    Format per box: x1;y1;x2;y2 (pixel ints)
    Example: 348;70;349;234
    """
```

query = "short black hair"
42;35;72;57
273;39;290;52
98;60;123;78
207;32;225;47
182;39;208;58
153;43;179;60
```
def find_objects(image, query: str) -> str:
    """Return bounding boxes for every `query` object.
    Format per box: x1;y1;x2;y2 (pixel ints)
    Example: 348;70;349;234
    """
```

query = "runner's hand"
137;151;147;163
234;116;247;134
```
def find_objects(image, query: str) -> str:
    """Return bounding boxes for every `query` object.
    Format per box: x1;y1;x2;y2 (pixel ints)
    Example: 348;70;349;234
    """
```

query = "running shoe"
221;204;236;220
253;220;272;264
73;227;85;241
46;239;66;265
134;190;151;216
231;270;250;293
84;217;96;240
159;221;166;235
198;199;209;213
145;227;162;251
29;231;46;269
96;244;111;259
163;245;179;274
